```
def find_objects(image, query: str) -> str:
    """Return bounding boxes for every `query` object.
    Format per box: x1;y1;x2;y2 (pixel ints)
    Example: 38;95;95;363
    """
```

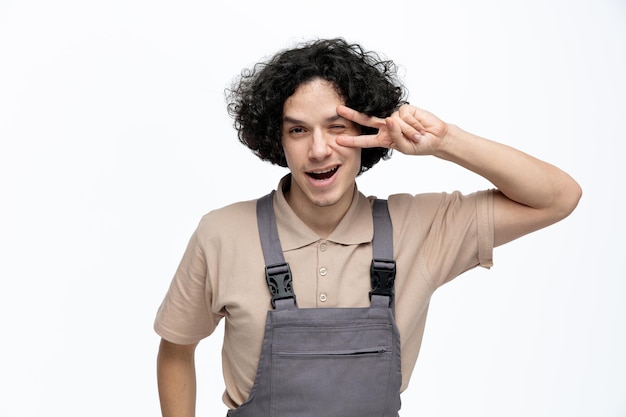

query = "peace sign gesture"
336;104;449;156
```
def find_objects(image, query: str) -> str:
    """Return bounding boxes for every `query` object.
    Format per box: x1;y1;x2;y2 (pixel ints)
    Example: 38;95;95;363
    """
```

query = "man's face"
281;78;362;212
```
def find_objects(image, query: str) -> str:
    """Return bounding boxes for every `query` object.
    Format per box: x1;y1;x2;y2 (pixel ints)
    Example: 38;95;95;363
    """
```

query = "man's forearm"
435;124;580;214
157;340;198;417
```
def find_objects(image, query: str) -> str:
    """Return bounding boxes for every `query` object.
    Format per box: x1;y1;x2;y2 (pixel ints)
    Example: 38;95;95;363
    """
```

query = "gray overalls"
227;192;402;417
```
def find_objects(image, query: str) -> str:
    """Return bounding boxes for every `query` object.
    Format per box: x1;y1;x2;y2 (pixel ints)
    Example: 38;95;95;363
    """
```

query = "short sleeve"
153;228;223;345
424;189;494;287
476;189;494;269
390;189;494;290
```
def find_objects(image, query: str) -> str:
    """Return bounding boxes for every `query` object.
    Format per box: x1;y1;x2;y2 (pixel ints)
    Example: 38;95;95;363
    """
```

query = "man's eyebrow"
282;114;348;124
282;116;303;125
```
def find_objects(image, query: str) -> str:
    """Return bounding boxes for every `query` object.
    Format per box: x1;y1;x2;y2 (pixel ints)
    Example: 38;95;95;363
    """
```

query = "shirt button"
319;293;327;302
319;267;327;276
320;242;327;252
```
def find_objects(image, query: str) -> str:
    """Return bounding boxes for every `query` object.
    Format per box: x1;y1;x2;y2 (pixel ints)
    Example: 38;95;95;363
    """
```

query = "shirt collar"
273;175;374;251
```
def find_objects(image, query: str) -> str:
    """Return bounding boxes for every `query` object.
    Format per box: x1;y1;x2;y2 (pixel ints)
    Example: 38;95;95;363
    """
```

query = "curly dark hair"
226;38;407;174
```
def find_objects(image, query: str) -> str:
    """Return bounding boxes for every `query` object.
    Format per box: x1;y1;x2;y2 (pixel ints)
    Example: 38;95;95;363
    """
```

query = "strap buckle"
265;262;296;308
369;258;396;306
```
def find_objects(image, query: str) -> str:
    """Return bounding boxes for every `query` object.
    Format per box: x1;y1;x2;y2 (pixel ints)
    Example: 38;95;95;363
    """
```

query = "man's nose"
309;130;332;159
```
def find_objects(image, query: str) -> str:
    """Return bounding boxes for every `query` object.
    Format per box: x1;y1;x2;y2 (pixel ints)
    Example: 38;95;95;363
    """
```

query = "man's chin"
313;199;336;208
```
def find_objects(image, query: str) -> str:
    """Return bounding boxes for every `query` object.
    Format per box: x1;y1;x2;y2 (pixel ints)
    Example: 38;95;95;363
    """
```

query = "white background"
1;0;625;416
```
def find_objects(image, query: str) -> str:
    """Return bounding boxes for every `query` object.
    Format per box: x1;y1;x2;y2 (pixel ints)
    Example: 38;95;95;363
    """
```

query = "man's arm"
433;124;581;246
336;104;582;245
434;125;582;246
157;338;199;417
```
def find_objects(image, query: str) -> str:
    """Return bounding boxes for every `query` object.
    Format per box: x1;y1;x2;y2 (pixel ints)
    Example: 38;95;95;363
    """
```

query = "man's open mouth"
307;166;339;180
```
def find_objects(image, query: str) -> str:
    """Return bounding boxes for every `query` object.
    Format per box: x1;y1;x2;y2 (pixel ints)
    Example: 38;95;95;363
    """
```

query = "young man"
154;38;581;417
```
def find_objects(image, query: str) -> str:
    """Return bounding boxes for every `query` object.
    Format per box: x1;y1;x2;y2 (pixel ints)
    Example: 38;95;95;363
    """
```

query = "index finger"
337;105;385;129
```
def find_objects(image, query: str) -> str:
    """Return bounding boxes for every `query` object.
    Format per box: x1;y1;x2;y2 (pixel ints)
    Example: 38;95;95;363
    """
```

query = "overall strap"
256;192;396;310
257;191;296;310
369;199;396;308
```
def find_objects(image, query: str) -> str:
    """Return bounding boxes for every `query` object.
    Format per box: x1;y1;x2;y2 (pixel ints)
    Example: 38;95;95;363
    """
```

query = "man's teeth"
312;168;336;174
308;167;338;180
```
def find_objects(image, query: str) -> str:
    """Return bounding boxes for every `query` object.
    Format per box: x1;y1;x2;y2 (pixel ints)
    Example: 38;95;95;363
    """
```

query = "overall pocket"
270;324;394;417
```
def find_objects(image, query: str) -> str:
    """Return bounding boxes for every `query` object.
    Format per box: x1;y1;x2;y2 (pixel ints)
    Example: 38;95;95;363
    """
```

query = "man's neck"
283;181;355;239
